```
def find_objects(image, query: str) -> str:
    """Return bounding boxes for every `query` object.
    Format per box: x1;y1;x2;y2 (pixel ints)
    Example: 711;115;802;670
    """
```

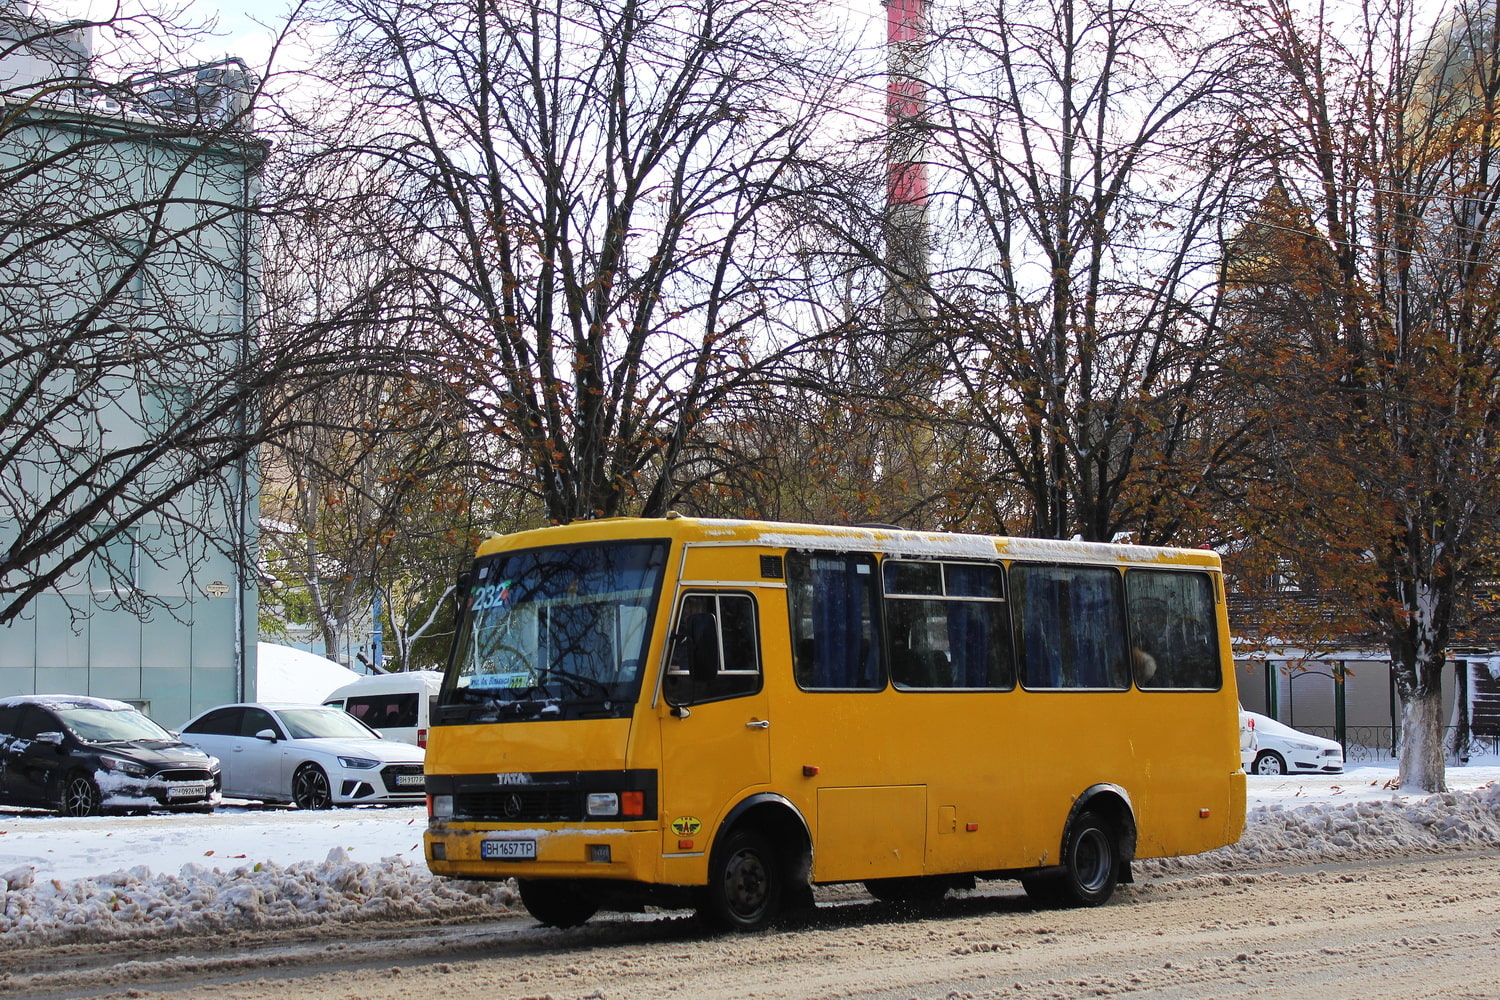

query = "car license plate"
481;838;536;861
167;784;209;799
393;774;425;787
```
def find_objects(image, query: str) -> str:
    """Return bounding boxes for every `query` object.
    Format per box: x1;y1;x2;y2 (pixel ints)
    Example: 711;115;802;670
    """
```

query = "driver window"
13;707;55;741
666;592;761;704
240;708;281;738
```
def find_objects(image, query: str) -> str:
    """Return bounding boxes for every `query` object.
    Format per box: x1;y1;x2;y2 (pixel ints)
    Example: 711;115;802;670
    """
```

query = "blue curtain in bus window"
1016;569;1065;687
811;556;879;689
1068;569;1116;689
1068;570;1124;688
953;600;1015;688
947;602;982;687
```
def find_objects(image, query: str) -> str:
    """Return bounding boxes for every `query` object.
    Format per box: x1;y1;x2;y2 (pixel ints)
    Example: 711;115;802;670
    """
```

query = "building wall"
1235;654;1471;758
0;25;258;727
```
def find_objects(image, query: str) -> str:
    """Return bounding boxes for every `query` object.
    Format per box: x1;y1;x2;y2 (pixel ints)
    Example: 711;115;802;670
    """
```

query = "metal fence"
1289;725;1500;762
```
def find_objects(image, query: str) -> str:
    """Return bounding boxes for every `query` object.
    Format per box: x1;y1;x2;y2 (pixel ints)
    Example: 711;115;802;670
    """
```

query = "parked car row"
0;694;425;817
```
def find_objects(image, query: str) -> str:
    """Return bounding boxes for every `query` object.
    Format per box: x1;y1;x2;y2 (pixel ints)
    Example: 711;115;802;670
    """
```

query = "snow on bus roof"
476;517;1217;567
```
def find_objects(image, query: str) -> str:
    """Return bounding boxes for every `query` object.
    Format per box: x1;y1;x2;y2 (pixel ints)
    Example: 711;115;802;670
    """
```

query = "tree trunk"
1397;686;1447;793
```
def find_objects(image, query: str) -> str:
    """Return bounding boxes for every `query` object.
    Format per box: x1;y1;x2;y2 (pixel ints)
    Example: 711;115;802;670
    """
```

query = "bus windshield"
444;539;670;721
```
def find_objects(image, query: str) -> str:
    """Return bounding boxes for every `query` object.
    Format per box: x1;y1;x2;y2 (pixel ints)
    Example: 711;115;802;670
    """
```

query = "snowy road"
1;763;1498;998
5;851;1500;1000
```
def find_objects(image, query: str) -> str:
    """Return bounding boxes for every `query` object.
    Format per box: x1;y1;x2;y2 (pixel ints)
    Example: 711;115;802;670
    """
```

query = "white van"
323;671;444;747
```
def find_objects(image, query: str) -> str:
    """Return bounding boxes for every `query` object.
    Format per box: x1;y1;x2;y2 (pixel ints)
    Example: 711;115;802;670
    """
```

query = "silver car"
1242;711;1345;775
177;703;425;809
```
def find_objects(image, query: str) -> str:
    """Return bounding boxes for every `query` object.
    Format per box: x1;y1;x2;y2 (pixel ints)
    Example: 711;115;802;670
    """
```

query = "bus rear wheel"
701;828;783;931
517;879;599;928
1022;810;1119;908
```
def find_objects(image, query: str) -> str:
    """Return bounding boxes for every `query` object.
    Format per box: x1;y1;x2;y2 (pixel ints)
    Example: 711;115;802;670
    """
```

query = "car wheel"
1253;750;1287;776
701;828;783;931
291;763;333;809
59;772;102;817
1023;810;1119;908
516;879;599;928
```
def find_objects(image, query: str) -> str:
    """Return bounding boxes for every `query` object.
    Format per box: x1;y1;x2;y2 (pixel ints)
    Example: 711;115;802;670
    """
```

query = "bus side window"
1011;564;1130;690
884;559;1013;690
665;592;762;706
1127;570;1220;690
786;551;885;691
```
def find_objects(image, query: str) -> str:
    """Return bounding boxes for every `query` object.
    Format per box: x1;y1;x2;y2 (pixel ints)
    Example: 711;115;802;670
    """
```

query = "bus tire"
517;879;599;928
701;827;783;931
1023;810;1119;908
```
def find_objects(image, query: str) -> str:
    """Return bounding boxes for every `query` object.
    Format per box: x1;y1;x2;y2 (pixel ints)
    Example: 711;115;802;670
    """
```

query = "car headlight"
337;756;380;769
101;757;149;777
1287;741;1317;751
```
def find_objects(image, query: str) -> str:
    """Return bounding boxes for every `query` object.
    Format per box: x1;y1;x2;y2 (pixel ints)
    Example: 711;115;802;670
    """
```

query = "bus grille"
455;789;580;822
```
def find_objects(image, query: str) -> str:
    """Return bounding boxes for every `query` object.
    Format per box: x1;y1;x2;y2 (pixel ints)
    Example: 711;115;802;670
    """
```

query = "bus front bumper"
425;822;662;882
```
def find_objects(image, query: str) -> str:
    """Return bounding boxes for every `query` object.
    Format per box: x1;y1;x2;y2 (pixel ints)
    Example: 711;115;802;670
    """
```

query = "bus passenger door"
659;591;771;854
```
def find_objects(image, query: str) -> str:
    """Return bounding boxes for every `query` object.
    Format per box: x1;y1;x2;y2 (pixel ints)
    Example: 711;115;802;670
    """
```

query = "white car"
1242;711;1344;775
1239;709;1258;771
177;703;425;808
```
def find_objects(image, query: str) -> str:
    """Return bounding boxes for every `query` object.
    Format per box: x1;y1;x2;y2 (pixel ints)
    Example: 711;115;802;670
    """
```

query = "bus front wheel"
701;828;783;931
1022;810;1119;908
517;879;599;928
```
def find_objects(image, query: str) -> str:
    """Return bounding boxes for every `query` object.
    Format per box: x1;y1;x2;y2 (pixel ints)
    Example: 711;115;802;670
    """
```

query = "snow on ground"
1;759;1498;947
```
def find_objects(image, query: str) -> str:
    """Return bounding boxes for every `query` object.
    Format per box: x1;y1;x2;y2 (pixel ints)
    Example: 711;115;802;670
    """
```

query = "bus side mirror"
664;612;720;711
664;632;696;710
453;570;473;618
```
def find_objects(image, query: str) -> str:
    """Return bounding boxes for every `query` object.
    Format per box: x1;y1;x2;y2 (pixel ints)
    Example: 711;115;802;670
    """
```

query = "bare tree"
301;0;861;525
904;0;1261;543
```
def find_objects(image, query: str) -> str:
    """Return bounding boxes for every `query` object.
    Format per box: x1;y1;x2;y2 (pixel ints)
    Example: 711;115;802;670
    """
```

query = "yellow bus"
424;516;1246;930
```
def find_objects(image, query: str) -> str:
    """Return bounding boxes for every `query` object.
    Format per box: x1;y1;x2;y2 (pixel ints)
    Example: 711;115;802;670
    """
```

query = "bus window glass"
787;552;884;691
665;592;761;704
945;562;1005;599
446;540;669;719
1011;564;1129;690
1127;570;1220;690
883;560;942;596
884;560;1013;690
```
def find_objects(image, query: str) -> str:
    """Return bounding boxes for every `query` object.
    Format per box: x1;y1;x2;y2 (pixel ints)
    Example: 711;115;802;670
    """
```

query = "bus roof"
474;517;1221;570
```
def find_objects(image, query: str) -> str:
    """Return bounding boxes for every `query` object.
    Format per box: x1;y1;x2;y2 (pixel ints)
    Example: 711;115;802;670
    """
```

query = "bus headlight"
585;790;646;818
430;794;454;818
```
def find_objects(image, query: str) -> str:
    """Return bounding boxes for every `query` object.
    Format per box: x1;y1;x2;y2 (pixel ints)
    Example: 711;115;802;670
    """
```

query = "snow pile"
1149;781;1500;875
1;765;1498;947
255;643;363;704
0;849;517;947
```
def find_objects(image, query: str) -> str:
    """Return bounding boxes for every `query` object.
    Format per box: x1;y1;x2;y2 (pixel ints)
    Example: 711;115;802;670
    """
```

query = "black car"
0;695;221;816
